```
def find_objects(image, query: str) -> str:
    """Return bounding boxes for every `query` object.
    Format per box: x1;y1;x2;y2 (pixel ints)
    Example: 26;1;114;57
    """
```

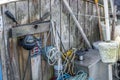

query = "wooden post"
0;15;8;80
95;0;103;40
62;0;92;48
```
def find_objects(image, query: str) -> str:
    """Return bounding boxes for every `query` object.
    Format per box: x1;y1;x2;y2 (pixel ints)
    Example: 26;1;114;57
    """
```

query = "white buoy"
98;41;119;80
98;41;119;63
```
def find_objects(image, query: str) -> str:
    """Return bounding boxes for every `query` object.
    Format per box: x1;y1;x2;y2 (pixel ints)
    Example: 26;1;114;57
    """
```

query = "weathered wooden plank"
60;0;70;50
87;2;90;40
41;1;53;80
2;3;23;80
29;0;40;22
11;22;50;38
16;1;29;24
41;0;50;19
29;0;42;80
88;3;93;44
0;1;103;80
2;2;20;80
51;0;61;46
92;5;98;42
78;0;85;48
84;1;88;48
70;0;78;48
15;1;29;80
0;7;8;80
7;3;20;80
67;0;70;48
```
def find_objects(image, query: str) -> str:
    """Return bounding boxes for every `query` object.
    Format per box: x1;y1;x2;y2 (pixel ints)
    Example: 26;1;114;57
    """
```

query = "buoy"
98;41;119;63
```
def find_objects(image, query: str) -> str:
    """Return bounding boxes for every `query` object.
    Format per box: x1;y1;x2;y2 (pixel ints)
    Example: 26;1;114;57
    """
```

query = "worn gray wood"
68;0;77;48
29;0;40;22
16;1;29;24
41;1;53;80
0;6;8;80
51;0;61;45
62;0;92;48
84;1;88;48
2;2;20;80
88;3;93;44
15;1;29;80
29;0;41;80
0;0;104;80
78;0;85;48
11;22;50;38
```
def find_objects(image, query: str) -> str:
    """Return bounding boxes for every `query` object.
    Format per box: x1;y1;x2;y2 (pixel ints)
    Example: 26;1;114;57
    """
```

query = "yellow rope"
95;0;99;4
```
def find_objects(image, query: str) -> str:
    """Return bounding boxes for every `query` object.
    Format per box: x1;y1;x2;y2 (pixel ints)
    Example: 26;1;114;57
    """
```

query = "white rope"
46;47;61;65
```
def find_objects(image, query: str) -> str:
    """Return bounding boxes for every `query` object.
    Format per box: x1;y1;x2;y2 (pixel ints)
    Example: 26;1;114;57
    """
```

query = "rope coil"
45;46;62;65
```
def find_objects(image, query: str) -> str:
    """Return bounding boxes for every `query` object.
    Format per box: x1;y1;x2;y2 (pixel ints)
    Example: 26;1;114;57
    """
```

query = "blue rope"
57;71;94;80
57;73;71;80
88;78;94;80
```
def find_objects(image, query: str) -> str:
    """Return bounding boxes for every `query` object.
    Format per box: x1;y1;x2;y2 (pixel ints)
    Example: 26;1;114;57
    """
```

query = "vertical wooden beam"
41;1;53;80
70;0;78;48
29;0;39;22
2;3;20;80
78;0;85;48
62;0;92;48
16;1;29;80
84;1;88;48
0;6;8;80
29;0;42;80
92;4;97;42
89;3;93;43
51;0;61;47
68;0;71;48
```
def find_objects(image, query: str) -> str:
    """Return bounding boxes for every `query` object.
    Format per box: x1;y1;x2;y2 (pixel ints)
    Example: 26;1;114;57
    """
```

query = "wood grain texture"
78;0;85;49
60;0;70;50
0;0;103;80
41;1;53;80
28;0;41;79
2;3;20;80
11;22;50;38
88;3;93;44
29;0;40;22
0;6;8;80
15;1;29;80
84;1;88;48
51;0;61;51
69;0;78;48
16;1;29;24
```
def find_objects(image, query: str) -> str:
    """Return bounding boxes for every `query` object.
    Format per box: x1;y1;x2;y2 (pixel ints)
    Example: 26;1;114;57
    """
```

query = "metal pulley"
19;35;36;50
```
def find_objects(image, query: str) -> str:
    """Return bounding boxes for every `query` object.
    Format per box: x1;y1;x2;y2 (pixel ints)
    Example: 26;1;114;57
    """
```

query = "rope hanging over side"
46;46;61;65
57;71;93;80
